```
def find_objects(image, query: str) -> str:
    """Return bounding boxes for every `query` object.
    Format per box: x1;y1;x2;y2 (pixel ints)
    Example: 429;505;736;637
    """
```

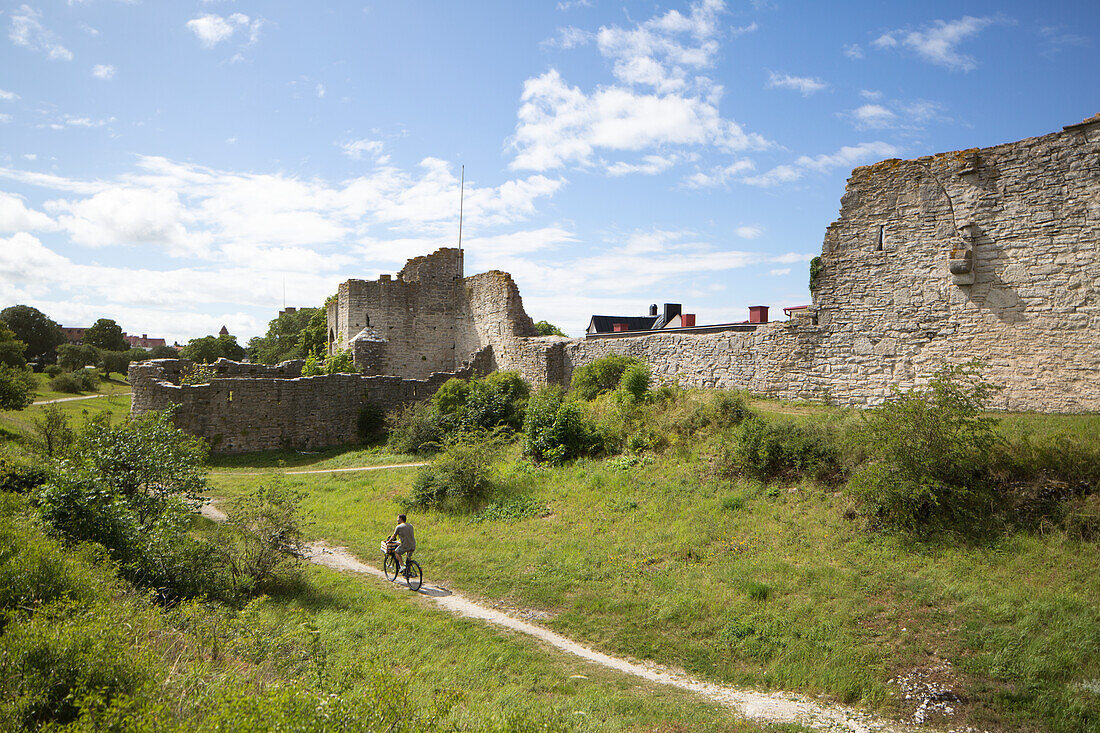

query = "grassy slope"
0;391;132;457
208;415;1100;732
30;371;131;403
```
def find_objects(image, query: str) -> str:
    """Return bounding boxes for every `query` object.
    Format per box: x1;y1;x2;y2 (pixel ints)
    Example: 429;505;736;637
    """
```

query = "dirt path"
209;462;426;477
199;501;927;733
33;392;131;405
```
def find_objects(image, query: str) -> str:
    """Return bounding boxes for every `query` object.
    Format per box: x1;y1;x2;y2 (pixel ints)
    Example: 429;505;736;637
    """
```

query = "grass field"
0;389;132;456
29;371;131;403
207;421;1100;732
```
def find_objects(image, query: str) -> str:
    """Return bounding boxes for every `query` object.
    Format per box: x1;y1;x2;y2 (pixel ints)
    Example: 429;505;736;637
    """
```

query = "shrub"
724;416;839;483
406;432;501;510
217;483;309;593
0;363;36;410
0;455;48;493
357;404;386;442
524;387;601;464
570;354;641;400
387;401;445;454
617;361;652;403
179;362;217;385
48;369;98;394
43;364;62;378
33;403;74;457
849;362;1001;533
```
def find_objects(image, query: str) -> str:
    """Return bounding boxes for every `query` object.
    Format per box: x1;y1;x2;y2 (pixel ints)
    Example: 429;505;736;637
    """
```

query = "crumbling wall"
129;355;488;453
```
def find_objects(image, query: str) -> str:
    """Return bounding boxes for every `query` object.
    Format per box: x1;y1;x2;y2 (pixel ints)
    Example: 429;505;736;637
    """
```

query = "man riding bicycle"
387;514;415;572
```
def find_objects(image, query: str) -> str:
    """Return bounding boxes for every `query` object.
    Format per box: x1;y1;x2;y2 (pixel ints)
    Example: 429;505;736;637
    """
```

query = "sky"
0;0;1096;343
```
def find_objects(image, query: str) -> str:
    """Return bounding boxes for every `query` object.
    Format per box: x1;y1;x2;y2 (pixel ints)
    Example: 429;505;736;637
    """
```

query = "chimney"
649;304;658;317
748;306;769;323
682;314;695;327
663;303;682;322
142;334;147;340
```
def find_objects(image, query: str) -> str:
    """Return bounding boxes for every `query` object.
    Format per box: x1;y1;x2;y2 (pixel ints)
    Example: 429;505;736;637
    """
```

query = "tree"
148;344;179;359
0;305;65;364
296;305;329;359
57;343;100;372
180;334;247;363
0;322;27;368
99;350;132;378
0;363;35;410
247;307;319;364
533;320;567;337
83;318;128;351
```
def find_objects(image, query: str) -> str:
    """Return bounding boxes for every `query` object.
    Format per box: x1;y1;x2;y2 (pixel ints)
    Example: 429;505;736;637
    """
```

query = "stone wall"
129;354;490;453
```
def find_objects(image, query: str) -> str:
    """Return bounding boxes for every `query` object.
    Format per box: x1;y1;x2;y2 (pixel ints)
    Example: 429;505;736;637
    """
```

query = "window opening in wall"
876;226;885;251
365;314;370;327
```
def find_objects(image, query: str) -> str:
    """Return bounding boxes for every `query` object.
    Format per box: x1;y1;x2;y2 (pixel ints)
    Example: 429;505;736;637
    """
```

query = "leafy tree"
83;318;128;351
0;322;27;368
32;404;74;457
0;305;65;364
570;354;642;400
301;348;355;376
247;307;319;364
148;344;179;359
533;320;567;337
217;482;309;592
57;343;100;372
297;304;329;359
0;364;36;410
180;334;247;363
99;350;132;378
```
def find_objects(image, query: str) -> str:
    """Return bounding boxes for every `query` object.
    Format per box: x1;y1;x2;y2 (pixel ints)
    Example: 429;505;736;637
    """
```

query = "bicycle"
380;540;422;591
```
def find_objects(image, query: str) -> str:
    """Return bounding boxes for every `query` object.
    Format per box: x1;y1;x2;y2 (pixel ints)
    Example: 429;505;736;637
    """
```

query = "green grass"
0;392;133;457
208;443;422;472
30;372;131;403
207;434;1100;732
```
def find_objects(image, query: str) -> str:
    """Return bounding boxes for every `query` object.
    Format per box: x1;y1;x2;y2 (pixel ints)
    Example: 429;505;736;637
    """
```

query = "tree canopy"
247;308;319;364
0;305;65;364
57;343;100;371
180;333;247;363
0;363;35;410
83;318;128;351
534;320;567;337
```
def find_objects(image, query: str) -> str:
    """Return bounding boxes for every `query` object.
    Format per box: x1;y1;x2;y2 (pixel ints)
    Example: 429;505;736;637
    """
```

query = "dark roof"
587;315;658;334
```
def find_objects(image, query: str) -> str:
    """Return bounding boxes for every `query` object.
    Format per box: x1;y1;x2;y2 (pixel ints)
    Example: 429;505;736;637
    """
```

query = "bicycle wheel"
405;560;422;591
383;553;399;581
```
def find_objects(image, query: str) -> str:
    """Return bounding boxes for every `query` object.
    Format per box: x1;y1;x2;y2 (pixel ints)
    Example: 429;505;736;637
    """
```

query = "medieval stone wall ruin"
131;118;1100;451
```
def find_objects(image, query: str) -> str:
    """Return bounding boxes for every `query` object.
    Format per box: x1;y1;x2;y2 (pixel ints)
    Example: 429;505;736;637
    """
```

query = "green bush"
725;416;839;483
0;363;36;410
432;371;530;434
616;361;652;403
48;369;98;394
849;362;1001;533
406;433;501;511
570;354;641;400
387;401;445;455
0;455;48;493
524;387;601;464
43;364;62;378
32;403;74;457
217;483;309;594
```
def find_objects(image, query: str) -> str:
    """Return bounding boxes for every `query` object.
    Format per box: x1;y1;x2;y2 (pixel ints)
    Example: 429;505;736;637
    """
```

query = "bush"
387;401;445;454
849;362;1001;533
0;455;48;493
570;354;641;400
33;403;74;457
406;433;501;511
724;416;839;483
524;387;601;464
0;363;36;410
179;362;217;385
43;364;62;378
217;483;309;594
616;361;652;403
48;369;98;394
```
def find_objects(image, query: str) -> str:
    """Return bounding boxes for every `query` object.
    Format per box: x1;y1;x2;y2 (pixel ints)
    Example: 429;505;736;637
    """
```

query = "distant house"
125;334;167;349
586;303;696;335
60;326;87;345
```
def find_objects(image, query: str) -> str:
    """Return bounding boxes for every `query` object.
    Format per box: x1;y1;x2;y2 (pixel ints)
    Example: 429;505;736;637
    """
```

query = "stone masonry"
132;118;1100;452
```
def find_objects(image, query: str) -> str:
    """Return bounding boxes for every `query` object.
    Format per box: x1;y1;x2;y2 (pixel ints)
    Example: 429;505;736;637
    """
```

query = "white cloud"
683;159;754;188
511;0;768;173
742;141;898;187
0;192;58;232
0;89;18;101
186;12;262;48
768;268;790;276
735;225;763;239
604;154;677;177
843;43;863;59
851;104;896;128
766;72;827;96
860;89;882;100
842;97;948;131
9;5;73;60
872;15;1008;71
92;64;115;80
556;0;592;10
543;26;593;49
341;138;384;160
1039;25;1089;55
0;114;10;123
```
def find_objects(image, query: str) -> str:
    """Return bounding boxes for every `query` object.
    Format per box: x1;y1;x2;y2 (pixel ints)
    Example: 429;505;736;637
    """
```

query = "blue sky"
0;0;1096;342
